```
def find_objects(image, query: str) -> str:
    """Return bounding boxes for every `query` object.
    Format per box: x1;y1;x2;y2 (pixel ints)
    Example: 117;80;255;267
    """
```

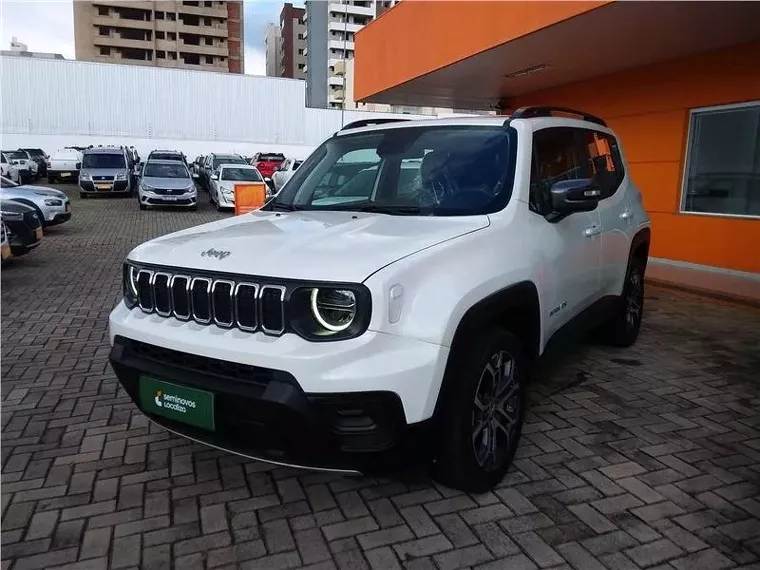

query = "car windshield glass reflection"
144;163;189;178
213;157;246;169
83;154;126;169
268;126;514;216
221;168;262;182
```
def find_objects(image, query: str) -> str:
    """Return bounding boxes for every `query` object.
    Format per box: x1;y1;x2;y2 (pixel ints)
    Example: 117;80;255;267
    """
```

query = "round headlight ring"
310;288;357;333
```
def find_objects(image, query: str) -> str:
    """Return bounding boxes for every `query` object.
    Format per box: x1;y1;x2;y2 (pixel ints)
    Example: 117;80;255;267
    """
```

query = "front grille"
152;188;187;195
93;175;114;181
135;268;286;335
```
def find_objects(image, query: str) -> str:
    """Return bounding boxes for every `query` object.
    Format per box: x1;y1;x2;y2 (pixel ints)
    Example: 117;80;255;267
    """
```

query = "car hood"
142;176;194;189
11;184;66;198
129;209;489;282
0;186;66;203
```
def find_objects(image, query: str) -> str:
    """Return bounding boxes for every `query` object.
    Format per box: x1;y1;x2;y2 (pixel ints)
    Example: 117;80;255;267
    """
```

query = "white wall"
0;56;432;159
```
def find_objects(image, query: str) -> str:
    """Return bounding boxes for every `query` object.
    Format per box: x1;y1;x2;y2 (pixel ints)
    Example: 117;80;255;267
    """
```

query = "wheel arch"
629;227;651;272
10;198;45;224
432;280;541;421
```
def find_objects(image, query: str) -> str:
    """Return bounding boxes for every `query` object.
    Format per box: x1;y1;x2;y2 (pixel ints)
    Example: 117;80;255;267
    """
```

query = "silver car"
79;147;134;198
0;175;71;226
138;159;197;211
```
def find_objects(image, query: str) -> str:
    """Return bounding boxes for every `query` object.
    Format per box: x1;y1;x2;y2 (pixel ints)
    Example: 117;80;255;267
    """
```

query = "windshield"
150;153;183;162
257;154;284;162
82;153;126;169
4;151;26;160
1;176;18;188
213;157;246;169
21;149;44;157
143;163;189;178
268;126;514;216
221;167;262;182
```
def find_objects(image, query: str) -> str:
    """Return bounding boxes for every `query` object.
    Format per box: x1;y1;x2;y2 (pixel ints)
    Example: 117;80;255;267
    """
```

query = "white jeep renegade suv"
109;107;651;492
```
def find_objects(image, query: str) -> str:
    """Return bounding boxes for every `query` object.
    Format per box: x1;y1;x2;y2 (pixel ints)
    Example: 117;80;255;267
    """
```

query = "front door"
530;127;601;339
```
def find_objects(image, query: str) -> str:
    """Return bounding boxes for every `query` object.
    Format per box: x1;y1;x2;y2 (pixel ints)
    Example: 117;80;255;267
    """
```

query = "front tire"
433;328;525;493
139;203;147;211
597;257;645;347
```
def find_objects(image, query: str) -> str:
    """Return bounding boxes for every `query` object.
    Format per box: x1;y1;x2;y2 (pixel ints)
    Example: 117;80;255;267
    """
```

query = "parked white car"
108;108;651;492
271;158;304;194
2;150;35;182
209;164;265;211
1;153;20;184
48;148;82;183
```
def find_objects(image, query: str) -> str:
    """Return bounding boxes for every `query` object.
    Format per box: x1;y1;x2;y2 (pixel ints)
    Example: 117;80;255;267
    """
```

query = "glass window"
143;163;189;178
270;126;514;216
579;130;625;199
82;153;126;169
530;127;588;213
212;156;247;169
221;168;263;182
682;103;760;217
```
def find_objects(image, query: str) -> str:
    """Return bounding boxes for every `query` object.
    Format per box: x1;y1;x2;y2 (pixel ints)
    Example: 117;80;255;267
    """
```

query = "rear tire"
433;327;526;493
596;256;645;347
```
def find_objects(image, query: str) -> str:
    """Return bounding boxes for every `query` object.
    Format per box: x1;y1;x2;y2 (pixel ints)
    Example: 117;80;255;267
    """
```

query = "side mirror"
547;179;600;221
210;174;218;181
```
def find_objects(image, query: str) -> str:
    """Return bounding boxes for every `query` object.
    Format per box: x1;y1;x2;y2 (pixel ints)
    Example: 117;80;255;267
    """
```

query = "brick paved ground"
2;184;760;570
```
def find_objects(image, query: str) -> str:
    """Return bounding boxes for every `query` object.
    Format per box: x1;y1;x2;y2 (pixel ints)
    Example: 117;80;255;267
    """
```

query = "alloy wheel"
472;350;520;471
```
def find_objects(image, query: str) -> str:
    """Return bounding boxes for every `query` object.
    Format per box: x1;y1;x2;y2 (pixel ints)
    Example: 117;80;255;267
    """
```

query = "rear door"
530;127;602;337
578;129;630;297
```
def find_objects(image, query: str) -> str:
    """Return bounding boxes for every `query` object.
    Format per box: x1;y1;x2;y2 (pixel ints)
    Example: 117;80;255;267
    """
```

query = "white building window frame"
679;100;760;220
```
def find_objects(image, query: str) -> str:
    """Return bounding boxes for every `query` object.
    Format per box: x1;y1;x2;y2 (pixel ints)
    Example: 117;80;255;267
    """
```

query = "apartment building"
265;24;281;77
73;1;244;73
305;1;398;109
279;3;306;80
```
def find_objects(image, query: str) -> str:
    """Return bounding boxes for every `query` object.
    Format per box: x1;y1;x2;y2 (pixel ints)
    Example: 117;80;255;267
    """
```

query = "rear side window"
579;130;625;198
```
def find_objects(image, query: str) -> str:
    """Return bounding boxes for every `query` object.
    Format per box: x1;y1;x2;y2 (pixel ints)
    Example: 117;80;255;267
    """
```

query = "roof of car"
83;147;126;154
219;163;255;168
150;150;182;154
144;159;189;167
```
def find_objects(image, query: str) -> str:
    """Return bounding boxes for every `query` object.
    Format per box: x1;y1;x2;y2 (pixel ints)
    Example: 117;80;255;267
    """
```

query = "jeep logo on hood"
200;248;231;260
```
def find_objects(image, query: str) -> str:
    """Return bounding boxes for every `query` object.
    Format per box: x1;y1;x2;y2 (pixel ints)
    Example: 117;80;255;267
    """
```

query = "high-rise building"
279;3;306;80
306;1;398;109
265;24;282;77
73;1;244;73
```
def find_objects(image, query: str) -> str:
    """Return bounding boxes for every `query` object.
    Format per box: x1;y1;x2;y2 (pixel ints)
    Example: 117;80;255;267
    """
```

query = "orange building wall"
512;41;760;274
354;0;610;101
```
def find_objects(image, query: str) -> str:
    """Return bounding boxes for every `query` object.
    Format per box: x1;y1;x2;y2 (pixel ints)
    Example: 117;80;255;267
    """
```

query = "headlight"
310;289;356;332
140;184;155;192
1;211;23;221
123;263;139;308
80;173;91;181
116;173;127;180
287;285;369;340
44;199;63;206
221;187;232;194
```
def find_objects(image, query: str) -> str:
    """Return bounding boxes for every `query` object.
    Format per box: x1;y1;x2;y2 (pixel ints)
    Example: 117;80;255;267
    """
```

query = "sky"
0;0;298;76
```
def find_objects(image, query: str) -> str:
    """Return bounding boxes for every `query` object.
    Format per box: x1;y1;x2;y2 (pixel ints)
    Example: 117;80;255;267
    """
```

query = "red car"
251;152;285;183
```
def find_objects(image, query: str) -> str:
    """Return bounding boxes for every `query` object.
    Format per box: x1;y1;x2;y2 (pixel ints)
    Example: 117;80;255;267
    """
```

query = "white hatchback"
209;164;266;211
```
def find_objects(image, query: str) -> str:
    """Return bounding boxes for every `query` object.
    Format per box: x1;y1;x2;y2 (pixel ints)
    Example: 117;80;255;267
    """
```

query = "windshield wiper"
359;204;422;215
265;200;300;212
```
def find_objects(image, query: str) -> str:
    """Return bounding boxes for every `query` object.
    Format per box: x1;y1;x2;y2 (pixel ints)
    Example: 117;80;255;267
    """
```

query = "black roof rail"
509;106;607;127
339;118;410;132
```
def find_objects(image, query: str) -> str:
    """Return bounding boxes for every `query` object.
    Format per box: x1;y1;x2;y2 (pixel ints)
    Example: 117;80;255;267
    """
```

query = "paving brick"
263;519;296;553
434;544;493;570
357;525;413;551
473;553;538;570
24;511;58;540
555;542;607;570
568;503;617;533
630;501;686;523
296;528;331;564
472;522;520;558
365;546;402;570
513;531;564;567
393;535;453;560
435;514;478;548
399;506;439;538
111;534;140;569
625;538;684;567
670;548;735;570
80;527;112;559
581;530;639;556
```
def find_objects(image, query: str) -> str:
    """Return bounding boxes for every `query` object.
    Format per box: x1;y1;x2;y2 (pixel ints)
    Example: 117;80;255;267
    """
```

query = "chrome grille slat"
132;268;286;335
190;277;212;324
260;285;286;335
212;280;235;328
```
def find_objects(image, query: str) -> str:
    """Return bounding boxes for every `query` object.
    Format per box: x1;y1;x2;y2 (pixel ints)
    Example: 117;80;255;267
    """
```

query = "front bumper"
80;180;131;194
43;204;71;225
108;302;449;472
110;334;434;473
217;191;235;207
139;190;197;207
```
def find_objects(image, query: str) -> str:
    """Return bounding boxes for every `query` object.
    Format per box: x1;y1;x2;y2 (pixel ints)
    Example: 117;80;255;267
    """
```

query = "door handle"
584;225;601;237
620;209;632;220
